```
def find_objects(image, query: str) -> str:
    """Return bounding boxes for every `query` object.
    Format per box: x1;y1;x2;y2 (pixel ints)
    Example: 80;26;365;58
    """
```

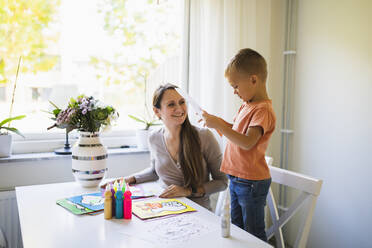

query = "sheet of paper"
175;88;203;116
175;87;223;137
146;215;216;245
118;214;217;247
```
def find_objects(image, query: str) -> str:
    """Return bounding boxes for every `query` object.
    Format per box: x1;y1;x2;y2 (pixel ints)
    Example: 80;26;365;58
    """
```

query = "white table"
16;181;272;248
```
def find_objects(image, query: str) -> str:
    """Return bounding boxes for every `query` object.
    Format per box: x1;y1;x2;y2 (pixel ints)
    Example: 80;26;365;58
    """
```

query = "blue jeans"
228;175;271;242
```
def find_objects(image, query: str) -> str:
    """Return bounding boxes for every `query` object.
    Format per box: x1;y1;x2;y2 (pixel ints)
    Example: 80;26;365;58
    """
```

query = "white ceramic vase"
72;132;108;187
0;134;12;158
136;129;149;150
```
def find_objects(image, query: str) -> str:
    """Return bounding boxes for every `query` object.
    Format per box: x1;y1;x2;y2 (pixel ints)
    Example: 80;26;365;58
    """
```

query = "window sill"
0;147;149;164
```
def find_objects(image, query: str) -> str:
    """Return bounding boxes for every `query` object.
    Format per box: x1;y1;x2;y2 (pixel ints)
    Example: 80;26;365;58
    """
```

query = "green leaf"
0;127;25;138
48;100;60;109
40;109;53;114
52;108;61;116
128;114;146;124
0;115;26;127
149;121;161;126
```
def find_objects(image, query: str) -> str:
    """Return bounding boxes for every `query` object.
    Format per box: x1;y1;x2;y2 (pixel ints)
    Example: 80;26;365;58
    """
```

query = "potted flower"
48;95;118;187
0;56;26;157
48;95;118;133
128;73;161;149
0;115;26;157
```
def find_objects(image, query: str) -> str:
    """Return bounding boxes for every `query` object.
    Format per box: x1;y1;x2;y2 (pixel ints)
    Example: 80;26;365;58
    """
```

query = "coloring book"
67;192;104;211
56;198;95;215
132;198;196;220
56;192;104;215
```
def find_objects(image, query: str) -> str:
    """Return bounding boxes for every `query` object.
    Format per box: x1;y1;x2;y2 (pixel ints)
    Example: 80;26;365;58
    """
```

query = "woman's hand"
124;176;136;185
100;180;114;190
99;176;136;190
159;185;191;198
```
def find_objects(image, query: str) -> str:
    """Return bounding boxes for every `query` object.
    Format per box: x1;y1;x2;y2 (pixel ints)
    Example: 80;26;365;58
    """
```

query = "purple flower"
68;108;76;117
57;109;70;125
49;95;117;133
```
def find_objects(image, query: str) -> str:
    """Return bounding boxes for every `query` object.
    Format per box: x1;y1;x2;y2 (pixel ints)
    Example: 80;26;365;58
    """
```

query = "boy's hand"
159;185;192;198
201;110;222;129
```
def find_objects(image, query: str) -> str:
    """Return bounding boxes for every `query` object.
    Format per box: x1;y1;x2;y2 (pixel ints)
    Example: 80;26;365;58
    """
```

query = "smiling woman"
103;84;228;210
0;0;185;153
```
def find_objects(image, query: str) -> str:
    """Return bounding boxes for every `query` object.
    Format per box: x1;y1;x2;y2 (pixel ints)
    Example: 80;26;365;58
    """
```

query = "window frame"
11;129;137;154
10;0;191;154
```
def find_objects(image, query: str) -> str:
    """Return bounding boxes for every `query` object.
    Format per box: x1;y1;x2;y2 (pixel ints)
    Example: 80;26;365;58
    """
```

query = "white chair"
214;157;323;248
266;165;323;248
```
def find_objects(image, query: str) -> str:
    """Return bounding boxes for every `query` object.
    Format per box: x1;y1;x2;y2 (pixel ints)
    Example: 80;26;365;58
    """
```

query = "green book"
56;198;95;215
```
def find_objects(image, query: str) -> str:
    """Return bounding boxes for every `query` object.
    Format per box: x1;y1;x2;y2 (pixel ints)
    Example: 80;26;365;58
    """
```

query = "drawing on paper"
67;192;104;211
132;198;196;220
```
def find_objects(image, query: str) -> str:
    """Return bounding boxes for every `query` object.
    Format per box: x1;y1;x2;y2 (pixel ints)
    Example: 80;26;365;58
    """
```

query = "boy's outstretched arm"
202;111;262;150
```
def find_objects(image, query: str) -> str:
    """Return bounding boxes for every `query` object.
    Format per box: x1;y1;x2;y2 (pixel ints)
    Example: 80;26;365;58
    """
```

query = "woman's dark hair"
153;83;204;189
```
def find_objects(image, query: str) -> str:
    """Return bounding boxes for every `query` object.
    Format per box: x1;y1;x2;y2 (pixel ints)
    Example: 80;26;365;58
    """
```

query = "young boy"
202;48;276;242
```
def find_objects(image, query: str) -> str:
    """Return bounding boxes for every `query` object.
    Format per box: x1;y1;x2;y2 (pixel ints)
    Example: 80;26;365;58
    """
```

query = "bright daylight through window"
0;0;183;140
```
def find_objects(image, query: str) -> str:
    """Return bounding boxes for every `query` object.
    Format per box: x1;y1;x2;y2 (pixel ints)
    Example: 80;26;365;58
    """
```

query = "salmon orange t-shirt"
221;100;276;180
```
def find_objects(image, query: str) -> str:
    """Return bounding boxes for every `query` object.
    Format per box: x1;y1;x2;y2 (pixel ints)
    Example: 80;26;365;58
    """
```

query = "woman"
109;84;227;210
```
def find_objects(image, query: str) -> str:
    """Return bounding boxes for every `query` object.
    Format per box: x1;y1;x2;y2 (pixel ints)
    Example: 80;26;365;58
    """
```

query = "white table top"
16;181;271;248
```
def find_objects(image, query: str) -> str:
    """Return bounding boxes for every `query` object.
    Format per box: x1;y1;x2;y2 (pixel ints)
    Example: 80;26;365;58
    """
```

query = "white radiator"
0;191;23;248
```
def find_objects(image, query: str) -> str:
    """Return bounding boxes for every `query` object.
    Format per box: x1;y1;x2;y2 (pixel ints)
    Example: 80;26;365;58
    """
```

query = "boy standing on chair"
202;48;276;242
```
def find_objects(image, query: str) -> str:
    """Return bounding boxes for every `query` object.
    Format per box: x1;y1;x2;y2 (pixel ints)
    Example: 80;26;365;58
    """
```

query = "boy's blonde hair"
225;48;267;82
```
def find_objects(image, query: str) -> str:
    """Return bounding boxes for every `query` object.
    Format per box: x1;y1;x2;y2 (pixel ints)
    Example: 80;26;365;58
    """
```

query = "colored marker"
113;180;118;192
121;179;126;192
110;183;116;216
115;189;124;219
124;184;132;219
104;186;112;220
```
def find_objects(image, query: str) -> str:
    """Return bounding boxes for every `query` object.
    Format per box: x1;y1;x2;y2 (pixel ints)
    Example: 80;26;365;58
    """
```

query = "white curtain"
183;0;272;129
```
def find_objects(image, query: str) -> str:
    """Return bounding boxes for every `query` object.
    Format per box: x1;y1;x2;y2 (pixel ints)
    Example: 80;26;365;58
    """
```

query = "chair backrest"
266;164;323;248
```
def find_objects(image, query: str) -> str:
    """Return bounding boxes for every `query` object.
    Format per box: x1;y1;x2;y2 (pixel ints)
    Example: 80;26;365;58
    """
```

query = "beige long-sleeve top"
133;126;228;210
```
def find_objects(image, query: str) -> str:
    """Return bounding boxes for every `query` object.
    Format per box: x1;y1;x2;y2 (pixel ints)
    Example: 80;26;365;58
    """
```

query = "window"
1;0;184;149
0;87;5;101
31;88;40;101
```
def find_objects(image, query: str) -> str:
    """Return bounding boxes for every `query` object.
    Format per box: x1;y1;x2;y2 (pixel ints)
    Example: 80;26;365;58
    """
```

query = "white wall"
266;0;285;163
282;0;372;247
